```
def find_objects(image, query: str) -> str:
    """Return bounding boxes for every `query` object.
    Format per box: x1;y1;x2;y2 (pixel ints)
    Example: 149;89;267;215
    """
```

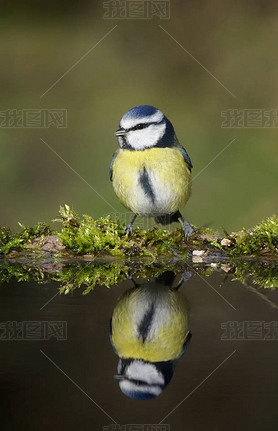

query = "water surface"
0;267;277;430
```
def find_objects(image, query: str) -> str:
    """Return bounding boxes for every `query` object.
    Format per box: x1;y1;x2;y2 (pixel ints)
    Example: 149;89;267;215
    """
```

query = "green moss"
231;216;278;256
0;222;51;255
55;205;128;256
0;206;277;259
209;239;223;250
0;261;48;284
55;204;190;258
232;259;278;290
1;256;277;291
57;262;128;294
0;257;188;292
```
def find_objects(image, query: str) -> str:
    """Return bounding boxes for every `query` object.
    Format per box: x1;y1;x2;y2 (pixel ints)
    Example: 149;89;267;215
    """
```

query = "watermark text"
0;109;67;128
221;321;278;340
103;0;170;19
0;321;67;340
221;109;278;128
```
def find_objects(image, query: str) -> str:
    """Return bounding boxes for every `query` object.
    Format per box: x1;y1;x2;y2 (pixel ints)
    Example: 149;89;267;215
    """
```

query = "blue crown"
123;105;160;120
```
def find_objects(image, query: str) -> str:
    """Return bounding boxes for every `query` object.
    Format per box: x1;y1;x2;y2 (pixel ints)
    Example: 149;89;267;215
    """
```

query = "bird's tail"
155;211;180;225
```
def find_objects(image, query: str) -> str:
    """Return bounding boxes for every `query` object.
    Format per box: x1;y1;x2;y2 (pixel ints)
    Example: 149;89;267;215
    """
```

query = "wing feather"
177;146;192;171
110;150;119;181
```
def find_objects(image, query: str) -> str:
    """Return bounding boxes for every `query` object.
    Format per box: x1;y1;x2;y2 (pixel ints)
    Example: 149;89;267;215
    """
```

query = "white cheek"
128;123;166;149
126;361;164;385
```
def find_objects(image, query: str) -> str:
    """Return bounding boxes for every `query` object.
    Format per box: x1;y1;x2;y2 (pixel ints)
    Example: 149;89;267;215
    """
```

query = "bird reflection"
109;271;191;400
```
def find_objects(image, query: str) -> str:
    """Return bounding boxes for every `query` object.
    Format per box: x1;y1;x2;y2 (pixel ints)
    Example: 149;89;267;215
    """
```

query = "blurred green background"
0;0;277;232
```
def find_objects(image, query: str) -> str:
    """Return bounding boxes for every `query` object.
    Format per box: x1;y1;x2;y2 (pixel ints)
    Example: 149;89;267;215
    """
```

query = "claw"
177;211;193;240
124;214;137;236
124;224;133;235
183;220;193;239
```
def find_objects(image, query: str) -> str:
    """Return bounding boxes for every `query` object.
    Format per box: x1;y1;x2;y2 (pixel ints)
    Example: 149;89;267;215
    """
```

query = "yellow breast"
111;287;190;362
112;147;191;216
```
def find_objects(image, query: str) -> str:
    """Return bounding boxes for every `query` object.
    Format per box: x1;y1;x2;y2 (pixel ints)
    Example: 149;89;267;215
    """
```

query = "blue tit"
110;105;193;237
110;272;191;400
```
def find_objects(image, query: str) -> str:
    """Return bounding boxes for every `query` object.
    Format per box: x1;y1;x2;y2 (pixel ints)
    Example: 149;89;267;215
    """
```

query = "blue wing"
177;331;192;359
109;318;116;351
110;150;118;182
178;146;193;171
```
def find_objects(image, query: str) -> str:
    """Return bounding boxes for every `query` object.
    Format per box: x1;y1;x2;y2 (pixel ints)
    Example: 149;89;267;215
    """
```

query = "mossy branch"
0;204;277;259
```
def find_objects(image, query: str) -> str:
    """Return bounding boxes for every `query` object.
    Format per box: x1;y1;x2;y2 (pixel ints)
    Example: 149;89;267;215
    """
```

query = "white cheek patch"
127;123;166;150
120;110;164;129
126;361;165;385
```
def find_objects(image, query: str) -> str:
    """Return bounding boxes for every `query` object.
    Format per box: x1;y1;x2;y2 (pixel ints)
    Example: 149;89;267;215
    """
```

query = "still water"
0;267;277;430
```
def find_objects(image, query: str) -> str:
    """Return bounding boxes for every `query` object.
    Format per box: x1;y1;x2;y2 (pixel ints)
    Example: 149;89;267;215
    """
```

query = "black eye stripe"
129;123;146;131
125;119;165;133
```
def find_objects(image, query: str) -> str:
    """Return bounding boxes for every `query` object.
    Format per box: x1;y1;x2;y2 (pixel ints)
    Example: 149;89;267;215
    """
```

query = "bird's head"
115;105;177;150
115;358;174;400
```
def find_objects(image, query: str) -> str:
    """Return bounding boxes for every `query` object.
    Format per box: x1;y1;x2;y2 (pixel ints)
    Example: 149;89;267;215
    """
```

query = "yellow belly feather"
111;287;190;362
112;147;191;216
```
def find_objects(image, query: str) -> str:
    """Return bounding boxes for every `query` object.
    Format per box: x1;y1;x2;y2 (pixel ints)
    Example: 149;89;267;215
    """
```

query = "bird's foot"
124;223;133;235
124;214;137;235
177;212;193;240
183;220;193;240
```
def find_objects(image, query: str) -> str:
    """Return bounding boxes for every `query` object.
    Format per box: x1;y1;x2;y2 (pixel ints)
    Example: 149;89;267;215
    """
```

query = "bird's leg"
124;214;137;235
177;211;193;239
175;270;192;290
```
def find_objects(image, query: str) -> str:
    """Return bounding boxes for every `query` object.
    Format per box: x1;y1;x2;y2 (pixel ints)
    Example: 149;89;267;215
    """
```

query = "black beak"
114;128;126;137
